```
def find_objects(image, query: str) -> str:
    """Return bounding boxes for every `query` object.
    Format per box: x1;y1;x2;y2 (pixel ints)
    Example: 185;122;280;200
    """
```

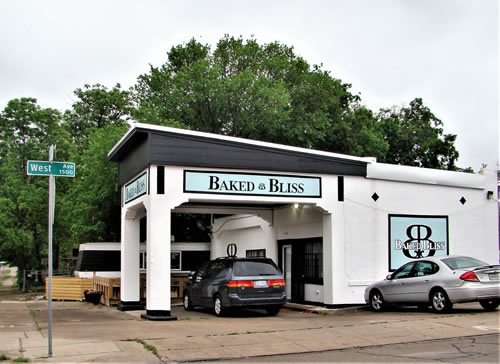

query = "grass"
0;355;30;363
28;308;41;332
125;339;160;359
0;270;8;283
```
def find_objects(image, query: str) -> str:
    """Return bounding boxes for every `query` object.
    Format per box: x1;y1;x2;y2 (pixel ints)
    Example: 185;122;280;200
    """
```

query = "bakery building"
108;123;498;320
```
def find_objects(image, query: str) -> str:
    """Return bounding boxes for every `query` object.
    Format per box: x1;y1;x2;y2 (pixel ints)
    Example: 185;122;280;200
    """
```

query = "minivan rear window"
234;260;281;276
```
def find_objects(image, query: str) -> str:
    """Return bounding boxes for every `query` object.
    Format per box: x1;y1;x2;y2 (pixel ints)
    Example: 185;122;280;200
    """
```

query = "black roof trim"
109;124;369;185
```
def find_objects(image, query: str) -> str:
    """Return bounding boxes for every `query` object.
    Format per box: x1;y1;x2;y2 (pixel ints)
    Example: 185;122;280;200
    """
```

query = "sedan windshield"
442;256;488;270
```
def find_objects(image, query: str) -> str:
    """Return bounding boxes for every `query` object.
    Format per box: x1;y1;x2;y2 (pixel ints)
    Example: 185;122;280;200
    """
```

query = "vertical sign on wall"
124;172;148;204
388;215;449;271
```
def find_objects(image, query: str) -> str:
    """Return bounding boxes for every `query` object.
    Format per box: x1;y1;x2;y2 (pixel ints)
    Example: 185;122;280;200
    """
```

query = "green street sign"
27;160;76;177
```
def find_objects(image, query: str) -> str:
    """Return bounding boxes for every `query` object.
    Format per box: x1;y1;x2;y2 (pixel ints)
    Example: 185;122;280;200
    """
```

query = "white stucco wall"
212;211;326;303
210;168;498;306
275;205;324;240
332;169;498;304
212;215;276;260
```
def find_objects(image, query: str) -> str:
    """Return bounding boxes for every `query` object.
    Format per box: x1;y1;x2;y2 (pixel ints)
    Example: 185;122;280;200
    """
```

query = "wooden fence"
45;276;187;306
45;277;93;301
93;276;122;306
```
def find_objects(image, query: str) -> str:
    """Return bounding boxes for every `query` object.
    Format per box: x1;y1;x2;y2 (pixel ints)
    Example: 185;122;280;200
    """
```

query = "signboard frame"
388;214;449;271
184;170;322;198
124;172;148;204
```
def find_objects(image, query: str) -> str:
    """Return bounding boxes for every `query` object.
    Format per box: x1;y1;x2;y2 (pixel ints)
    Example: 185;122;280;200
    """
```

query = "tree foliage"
133;36;372;153
62;84;134;247
377;98;459;169
65;124;127;244
63;83;132;154
0;98;70;270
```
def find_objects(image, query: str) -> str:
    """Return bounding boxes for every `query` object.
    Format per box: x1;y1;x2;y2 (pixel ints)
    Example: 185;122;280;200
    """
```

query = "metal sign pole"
47;145;55;357
25;144;75;358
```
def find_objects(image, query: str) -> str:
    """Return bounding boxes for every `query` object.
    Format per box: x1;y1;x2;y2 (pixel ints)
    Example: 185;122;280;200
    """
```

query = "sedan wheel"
370;290;385;312
213;295;225;317
479;299;499;311
431;289;452;313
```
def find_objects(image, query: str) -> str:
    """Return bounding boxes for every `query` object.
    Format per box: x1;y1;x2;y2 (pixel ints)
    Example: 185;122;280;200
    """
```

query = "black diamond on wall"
372;193;379;202
460;196;466;205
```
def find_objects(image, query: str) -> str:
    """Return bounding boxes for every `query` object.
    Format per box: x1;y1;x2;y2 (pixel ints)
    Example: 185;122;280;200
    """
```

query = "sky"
0;0;498;171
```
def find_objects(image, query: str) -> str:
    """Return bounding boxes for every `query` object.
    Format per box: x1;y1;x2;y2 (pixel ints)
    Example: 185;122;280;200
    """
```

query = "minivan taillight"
460;271;479;282
228;280;254;287
268;279;286;286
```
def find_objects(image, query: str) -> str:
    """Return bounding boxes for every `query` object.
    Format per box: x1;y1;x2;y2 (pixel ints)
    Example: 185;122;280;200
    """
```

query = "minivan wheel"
213;295;225;317
431;289;452;313
266;306;281;316
183;293;193;311
369;290;385;312
479;299;499;311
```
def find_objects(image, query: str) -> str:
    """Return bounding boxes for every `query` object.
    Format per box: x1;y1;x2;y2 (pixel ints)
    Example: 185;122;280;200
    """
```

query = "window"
140;251;147;270
414;261;438;277
304;241;323;283
246;249;266;258
140;217;147;242
194;261;210;280
234;260;281;276
171;251;181;270
442;257;487;270
140;251;183;271
393;262;414;279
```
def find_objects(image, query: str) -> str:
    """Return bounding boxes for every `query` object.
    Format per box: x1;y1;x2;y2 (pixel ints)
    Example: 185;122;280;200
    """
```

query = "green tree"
0;98;71;271
65;124;128;245
378;98;459;170
59;83;137;250
63;83;132;150
133;35;375;153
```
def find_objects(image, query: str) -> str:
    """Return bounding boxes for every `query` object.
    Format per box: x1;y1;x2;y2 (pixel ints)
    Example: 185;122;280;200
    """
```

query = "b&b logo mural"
396;224;447;259
389;215;449;270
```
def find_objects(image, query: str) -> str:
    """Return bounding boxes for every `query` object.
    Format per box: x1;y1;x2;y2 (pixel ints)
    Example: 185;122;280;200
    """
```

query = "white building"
108;122;498;320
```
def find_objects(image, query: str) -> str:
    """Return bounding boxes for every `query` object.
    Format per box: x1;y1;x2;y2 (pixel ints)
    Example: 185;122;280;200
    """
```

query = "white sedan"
365;255;500;313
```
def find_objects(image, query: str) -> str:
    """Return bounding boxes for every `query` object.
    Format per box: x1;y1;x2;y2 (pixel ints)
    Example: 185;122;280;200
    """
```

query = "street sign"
26;146;76;358
27;160;76;177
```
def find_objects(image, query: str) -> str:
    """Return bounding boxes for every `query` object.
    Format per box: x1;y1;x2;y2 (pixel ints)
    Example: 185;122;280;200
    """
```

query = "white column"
322;212;334;306
142;197;176;320
118;208;143;311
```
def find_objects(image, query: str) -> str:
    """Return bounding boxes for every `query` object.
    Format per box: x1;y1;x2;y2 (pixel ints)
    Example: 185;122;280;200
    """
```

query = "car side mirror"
386;274;393;280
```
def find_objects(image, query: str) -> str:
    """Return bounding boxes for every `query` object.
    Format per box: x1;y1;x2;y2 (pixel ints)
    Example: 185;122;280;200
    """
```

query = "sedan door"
398;261;437;302
382;262;416;303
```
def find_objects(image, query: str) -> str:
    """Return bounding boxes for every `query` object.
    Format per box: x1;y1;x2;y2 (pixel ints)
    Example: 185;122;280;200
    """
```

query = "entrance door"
279;238;322;304
282;245;292;299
